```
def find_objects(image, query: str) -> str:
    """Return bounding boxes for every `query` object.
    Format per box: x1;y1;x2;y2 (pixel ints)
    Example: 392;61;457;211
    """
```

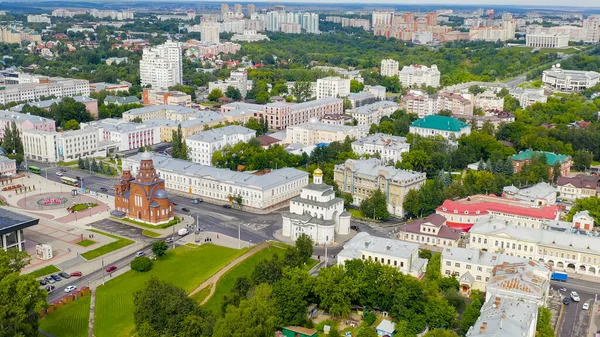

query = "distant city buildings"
140;41;183;90
52;8;133;20
349;101;400;126
208;69;248;98
380;59;399;77
143;88;192;107
316;77;351;99
351;133;410;164
0;74;90;106
285;120;366;146
200;21;220;43
399;64;441;88
0;24;41;43
27;15;51;23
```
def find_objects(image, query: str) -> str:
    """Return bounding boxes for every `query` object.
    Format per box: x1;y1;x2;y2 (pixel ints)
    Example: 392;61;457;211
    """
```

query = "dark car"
100;187;108;192
350;225;360;232
50;274;61;282
222;204;232;209
181;207;190;212
58;272;71;279
70;271;82;277
76;176;81;181
106;266;117;273
563;298;570;305
191;198;203;204
45;285;55;292
39;279;47;286
60;168;67;172
172;202;178;206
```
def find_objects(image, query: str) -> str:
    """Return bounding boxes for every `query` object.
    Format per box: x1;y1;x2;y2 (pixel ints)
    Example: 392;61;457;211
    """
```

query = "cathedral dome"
313;168;323;176
154;189;168;199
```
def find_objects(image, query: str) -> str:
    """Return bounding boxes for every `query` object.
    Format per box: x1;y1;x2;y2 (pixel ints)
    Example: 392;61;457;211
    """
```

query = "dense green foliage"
152;241;169;258
131;256;153;272
1;121;25;165
20;97;93;129
171;124;190;160
567;197;600;225
536;307;556;337
360;189;391;221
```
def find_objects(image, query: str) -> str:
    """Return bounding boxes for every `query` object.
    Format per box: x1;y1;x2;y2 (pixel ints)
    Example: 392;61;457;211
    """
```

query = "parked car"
56;171;63;176
563;298;570;305
350;225;360;232
583;302;590;310
222;204;232;209
50;274;61;282
76;176;81;180
45;285;55;292
70;271;82;277
100;187;108;192
191;198;203;204
181;207;190;212
165;237;173;244
47;277;55;284
39;279;47;286
58;272;71;279
64;285;77;293
106;266;117;273
172;202;178;206
135;251;145;257
60;168;67;172
571;291;580;302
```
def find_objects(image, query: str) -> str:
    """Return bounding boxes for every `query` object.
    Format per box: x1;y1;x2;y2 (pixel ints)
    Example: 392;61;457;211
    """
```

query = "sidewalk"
591;300;600;337
271;228;355;247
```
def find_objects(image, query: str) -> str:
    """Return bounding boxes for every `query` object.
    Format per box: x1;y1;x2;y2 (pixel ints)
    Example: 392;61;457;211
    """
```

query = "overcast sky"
242;0;598;7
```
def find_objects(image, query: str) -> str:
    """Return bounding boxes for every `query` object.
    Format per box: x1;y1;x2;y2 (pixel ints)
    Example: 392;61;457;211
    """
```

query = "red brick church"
114;152;174;224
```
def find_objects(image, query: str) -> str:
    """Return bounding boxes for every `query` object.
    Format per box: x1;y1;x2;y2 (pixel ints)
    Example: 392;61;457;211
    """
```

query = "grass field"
118;216;180;229
40;295;91;337
348;209;381;222
539;47;578;54
76;239;96;247
201;245;286;313
190;284;212;303
29;265;60;278
142;230;160;238
94;244;245;337
506;45;533;52
81;230;134;260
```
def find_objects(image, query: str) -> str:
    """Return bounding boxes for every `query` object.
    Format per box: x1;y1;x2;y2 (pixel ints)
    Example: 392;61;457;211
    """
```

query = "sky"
226;0;599;7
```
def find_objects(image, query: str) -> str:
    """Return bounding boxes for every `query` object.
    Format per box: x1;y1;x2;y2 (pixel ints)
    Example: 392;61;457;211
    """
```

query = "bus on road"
60;176;79;187
29;166;41;174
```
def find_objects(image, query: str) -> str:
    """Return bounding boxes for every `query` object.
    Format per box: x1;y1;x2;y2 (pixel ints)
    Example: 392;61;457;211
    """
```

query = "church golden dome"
313;168;323;176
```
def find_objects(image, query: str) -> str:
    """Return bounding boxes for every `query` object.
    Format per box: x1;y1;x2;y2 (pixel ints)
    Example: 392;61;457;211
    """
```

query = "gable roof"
410;115;469;132
511;149;570;166
557;175;598;189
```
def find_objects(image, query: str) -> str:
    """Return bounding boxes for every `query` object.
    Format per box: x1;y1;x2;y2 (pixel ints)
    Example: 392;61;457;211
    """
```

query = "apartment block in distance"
399;64;441;88
316;77;351;99
186;125;256;166
140;41;183;90
381;59;399;77
0;77;90;106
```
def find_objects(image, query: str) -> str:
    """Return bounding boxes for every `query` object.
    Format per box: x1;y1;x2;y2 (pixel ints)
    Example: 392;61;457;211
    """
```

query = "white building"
27;15;51;23
285;120;366;146
409;115;471;139
583;16;600;43
412;31;434;45
351;134;410;164
22;127;104;163
208;69;248;98
502;182;557;206
281;168;350;244
349;101;400;126
542;66;600;92
526;32;569;48
399;64;441;88
474;90;504;111
231;30;270;42
381;59;399;77
372;11;394;28
302;13;320;34
123;153;309;211
186;125;256;166
338;232;428;278
200;21;220;43
0;78;90;106
466;295;539;337
509;88;547;108
83;118;161;152
316;77;351;99
0;156;17;176
140;41;183;90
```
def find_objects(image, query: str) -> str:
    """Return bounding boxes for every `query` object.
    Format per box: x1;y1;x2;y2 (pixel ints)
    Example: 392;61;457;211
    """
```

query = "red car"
70;271;82;277
106;266;117;273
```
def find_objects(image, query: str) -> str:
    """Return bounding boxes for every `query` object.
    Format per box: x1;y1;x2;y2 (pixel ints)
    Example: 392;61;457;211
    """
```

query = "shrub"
131;256;153;272
364;312;377;326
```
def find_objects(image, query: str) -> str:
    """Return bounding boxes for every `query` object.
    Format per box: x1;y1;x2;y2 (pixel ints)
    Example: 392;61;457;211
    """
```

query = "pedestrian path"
188;242;269;304
88;288;96;337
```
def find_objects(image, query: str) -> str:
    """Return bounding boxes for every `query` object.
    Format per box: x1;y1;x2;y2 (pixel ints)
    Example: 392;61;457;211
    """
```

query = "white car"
583;302;590;310
64;285;77;293
571;291;580;302
56;171;63;176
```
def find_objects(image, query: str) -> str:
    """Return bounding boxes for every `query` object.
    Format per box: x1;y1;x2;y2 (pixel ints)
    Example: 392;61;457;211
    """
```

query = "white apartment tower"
201;22;220;43
302;13;320;34
381;59;399;77
316;77;351;99
247;4;256;18
399;64;441;88
140;41;183;90
583;16;600;43
372;11;394;28
221;4;229;20
230;70;248;98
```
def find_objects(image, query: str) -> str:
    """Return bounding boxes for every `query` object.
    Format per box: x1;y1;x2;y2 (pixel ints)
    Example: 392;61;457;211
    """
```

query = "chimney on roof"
494;296;501;308
480;322;487;334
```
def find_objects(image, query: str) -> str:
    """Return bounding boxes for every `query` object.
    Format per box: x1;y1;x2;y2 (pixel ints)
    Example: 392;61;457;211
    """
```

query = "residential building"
526;32;569;48
27;15;51;23
511;149;572;178
281;168;350;244
334;158;426;216
0;110;56;139
114;154;175;225
542;66;600;92
0;156;17;176
347;92;377;108
246;4;256;17
104;96;140;106
398;214;462;248
351;134;410;164
145;113;226;142
441;246;529;294
281;23;301;34
140;41;183;89
0;24;41;43
90;82;131;93
83;118;161;152
381;59;399;77
320;114;354;126
143;88;192;107
412;31;433;45
372;11;394;28
583;16;600;43
399;64;441;88
105;57;128;65
231;30;270;42
557;175;599;201
249;98;344;130
409;115;471;139
455;111;515;129
0;208;39;251
474;90;504;112
123;153;309;211
401;91;438;117
0;78;90;106
200;21;220;43
468;214;600;276
186;125;256;166
436;194;560;231
316;77;351;99
21;131;58;163
376;320;396;337
349;101;400;126
437;92;474;115
509;88;547;108
338;232;428;278
208;69;248;98
502;182;557;206
9;96;98;119
122;105;198;122
285;120;366;146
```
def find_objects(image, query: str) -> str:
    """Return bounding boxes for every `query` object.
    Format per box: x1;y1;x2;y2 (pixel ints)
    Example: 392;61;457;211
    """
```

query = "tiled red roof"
257;135;280;147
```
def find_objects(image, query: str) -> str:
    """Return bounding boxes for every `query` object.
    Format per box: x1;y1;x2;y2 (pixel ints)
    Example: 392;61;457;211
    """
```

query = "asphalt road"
503;75;527;88
552;279;595;337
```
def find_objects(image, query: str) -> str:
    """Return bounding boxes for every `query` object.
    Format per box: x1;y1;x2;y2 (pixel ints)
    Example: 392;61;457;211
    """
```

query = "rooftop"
442;246;528;268
335;158;426;184
339;232;420;260
352;133;409;150
511;149;570;165
0;109;55;125
186;125;256;143
410;115;469;132
0;208;39;235
10;96;96;112
543;68;600;81
124;104;197;116
350;101;399;115
467;297;538;337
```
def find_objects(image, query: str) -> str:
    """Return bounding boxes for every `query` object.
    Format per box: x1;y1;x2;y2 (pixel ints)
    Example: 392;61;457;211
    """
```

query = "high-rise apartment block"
200;21;220;43
372;11;394;28
247;4;256;18
381;59;399;77
583;16;600;43
221;4;229;20
316;77;351;99
399;64;441;88
140;41;183;90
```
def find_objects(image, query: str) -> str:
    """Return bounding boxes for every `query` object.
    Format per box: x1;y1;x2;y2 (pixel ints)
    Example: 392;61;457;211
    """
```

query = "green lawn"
94;244;245;337
76;239;96;247
57;160;80;166
142;230;160;238
190;284;212;303
81;230;134;260
539;47;578;54
29;265;60;278
117;216;180;229
506;45;533;52
40;295;91;337
348;209;381;222
201;245;286;313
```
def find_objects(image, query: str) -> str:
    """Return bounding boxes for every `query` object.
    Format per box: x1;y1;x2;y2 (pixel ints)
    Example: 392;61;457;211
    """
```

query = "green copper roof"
511;149;570;165
410;115;469;132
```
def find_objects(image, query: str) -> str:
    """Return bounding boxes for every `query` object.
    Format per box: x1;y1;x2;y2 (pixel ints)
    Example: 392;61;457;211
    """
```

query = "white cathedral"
282;168;351;244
